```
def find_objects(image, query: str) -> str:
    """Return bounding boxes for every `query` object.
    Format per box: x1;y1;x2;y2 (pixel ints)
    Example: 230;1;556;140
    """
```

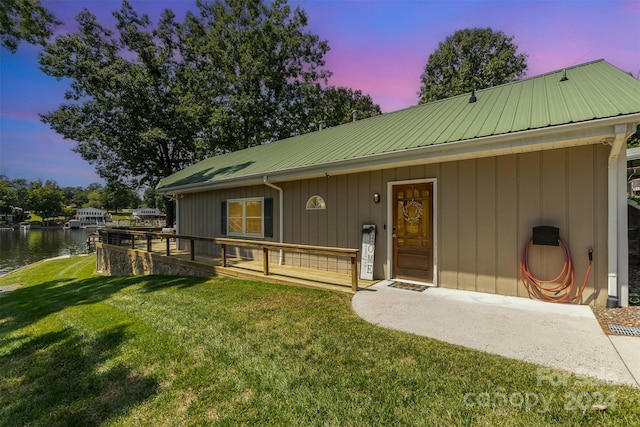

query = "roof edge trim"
157;113;640;195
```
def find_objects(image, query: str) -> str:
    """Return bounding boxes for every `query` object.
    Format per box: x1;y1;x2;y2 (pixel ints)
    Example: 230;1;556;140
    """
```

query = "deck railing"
98;229;360;291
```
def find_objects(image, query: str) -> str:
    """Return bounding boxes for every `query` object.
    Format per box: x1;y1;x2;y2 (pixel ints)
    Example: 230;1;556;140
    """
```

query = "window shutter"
264;197;273;238
221;201;227;235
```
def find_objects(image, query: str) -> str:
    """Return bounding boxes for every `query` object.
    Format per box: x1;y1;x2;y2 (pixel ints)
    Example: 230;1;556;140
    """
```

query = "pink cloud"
321;0;639;111
326;44;427;111
0;110;43;122
0;120;101;186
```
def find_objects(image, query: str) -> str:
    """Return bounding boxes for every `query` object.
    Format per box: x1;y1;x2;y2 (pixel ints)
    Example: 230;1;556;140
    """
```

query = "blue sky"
1;0;639;188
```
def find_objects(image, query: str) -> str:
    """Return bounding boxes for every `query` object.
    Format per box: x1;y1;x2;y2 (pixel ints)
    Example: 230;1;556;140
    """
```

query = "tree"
10;178;29;214
38;0;332;227
181;0;331;150
418;27;527;103
39;2;209;226
302;86;381;130
27;179;65;220
100;182;140;213
61;186;89;208
143;187;164;210
0;0;60;52
0;176;17;215
86;189;104;209
0;176;30;221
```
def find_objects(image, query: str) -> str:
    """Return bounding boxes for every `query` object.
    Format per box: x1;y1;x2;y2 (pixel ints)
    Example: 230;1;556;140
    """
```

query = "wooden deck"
101;237;377;294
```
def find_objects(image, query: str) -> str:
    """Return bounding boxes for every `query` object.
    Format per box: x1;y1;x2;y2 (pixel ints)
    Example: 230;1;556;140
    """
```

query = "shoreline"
0;253;92;279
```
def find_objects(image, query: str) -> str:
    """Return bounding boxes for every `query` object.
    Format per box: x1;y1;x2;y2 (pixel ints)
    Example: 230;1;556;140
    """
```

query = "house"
156;60;640;307
75;207;106;224
0;213;15;222
132;207;161;220
0;206;23;223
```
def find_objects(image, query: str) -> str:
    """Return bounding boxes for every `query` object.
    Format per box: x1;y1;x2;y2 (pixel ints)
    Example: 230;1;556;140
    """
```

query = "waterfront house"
156;60;640;306
75;207;106;224
132;208;161;220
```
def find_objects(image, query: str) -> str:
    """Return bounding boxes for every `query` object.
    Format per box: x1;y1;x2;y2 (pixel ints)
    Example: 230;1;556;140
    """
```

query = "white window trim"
227;197;265;238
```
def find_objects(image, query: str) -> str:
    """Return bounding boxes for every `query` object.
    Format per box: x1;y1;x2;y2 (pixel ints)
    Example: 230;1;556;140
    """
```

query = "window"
222;198;273;238
306;195;326;210
226;198;264;237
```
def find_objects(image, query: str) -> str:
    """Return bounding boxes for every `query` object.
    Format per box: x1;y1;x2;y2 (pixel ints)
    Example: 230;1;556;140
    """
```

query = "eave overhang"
156;113;640;196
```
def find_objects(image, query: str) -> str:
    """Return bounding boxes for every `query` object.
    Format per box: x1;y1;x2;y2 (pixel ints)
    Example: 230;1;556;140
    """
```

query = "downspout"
607;124;633;307
263;176;284;265
170;194;182;248
174;196;179;232
173;195;180;249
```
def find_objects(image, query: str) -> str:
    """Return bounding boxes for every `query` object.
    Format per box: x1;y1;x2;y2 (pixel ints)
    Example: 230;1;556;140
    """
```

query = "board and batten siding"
176;143;608;305
436;144;608;305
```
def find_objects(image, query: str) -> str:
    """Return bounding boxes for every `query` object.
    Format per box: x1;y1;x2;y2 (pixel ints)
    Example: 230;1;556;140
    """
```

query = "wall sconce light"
373;193;380;203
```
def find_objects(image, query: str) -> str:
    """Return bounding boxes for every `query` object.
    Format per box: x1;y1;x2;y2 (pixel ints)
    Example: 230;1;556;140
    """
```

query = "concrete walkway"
352;281;639;388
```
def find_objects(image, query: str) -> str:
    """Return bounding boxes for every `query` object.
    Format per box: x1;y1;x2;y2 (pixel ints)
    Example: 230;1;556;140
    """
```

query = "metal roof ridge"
471;58;608;95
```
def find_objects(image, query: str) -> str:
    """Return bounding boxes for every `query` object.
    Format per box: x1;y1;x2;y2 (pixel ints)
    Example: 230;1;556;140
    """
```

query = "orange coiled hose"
520;237;592;303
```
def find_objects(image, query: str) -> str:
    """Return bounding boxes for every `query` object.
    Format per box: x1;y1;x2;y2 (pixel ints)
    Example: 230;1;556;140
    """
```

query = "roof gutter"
606;123;636;307
263;176;284;265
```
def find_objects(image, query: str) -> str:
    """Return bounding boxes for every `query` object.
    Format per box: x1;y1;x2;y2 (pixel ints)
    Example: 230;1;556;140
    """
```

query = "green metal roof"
158;60;640;193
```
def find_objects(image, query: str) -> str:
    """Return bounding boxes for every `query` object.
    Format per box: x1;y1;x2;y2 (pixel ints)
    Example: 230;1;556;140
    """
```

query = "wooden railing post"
190;239;195;261
351;253;358;292
131;234;135;249
166;237;170;256
146;235;152;252
263;247;269;275
221;244;227;267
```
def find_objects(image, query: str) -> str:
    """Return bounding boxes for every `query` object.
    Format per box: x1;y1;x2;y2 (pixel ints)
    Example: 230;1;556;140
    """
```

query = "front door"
392;182;433;283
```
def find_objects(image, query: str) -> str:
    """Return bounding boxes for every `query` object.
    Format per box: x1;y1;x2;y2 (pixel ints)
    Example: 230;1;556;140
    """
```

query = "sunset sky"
1;0;639;188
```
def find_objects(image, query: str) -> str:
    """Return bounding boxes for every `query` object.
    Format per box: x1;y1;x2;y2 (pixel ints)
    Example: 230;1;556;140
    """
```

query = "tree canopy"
38;0;380;226
0;178;17;215
26;180;65;220
303;87;381;130
0;175;147;222
418;27;527;103
180;0;333;151
39;2;204;191
0;0;60;52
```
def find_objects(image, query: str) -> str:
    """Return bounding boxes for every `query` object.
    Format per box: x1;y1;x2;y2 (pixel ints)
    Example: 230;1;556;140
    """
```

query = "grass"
1;256;638;426
109;212;132;222
23;212;43;224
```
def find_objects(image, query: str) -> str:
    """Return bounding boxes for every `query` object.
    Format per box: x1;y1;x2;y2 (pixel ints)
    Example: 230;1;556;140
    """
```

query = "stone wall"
96;243;214;277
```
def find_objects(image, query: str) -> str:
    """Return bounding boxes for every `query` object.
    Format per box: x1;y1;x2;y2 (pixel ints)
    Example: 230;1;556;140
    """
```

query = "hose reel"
520;226;593;303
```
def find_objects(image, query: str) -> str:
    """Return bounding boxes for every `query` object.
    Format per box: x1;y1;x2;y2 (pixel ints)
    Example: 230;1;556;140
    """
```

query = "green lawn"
1;256;638;426
109;212;132;222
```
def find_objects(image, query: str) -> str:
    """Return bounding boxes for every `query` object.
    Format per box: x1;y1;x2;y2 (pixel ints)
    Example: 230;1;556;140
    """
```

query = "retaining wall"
96;243;213;277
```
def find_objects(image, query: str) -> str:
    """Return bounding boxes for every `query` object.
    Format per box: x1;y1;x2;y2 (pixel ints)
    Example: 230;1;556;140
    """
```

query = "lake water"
0;228;93;276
